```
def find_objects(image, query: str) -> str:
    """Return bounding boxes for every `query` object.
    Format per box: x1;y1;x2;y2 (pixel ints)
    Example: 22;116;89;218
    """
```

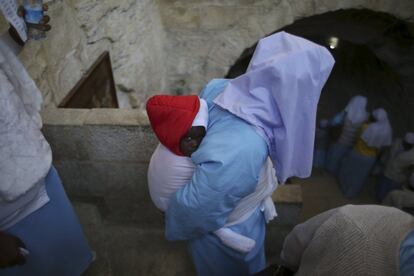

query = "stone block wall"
16;0;167;109
42;108;163;226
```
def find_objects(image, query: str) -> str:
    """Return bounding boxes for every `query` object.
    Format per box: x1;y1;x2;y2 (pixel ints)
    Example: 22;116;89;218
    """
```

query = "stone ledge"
41;108;150;126
272;184;302;204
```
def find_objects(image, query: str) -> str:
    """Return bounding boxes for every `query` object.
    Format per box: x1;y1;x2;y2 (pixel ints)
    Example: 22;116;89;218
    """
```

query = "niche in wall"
59;51;119;108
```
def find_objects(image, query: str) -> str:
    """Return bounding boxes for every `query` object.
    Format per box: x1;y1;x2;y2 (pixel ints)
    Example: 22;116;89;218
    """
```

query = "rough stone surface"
15;0;167;109
2;0;412;109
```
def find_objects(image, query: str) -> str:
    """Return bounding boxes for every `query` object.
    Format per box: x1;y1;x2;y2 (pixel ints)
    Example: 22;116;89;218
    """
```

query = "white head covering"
214;31;335;182
404;132;414;144
361;108;393;148
191;98;209;130
344;95;369;125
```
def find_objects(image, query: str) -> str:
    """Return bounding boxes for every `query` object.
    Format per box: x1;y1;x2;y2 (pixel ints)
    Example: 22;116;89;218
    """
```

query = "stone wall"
17;0;167;109
2;0;413;109
157;0;414;95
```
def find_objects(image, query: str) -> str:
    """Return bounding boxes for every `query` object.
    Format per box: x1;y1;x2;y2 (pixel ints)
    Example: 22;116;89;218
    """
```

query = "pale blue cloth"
338;150;376;198
400;229;414;276
165;79;268;275
214;32;335;183
325;143;352;175
0;167;93;276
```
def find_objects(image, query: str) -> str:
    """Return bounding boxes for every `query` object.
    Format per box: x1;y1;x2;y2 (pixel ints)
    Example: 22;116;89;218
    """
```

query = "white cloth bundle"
148;144;277;253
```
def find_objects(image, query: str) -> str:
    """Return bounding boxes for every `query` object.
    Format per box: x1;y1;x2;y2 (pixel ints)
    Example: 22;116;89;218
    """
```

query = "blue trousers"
188;208;266;276
1;167;93;276
338;150;376;199
313;148;327;169
325;143;351;176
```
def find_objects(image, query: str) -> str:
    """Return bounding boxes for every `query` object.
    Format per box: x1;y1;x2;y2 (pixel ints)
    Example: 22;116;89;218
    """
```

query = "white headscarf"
344;95;369;125
361;108;393;148
191;98;208;130
214;32;335;182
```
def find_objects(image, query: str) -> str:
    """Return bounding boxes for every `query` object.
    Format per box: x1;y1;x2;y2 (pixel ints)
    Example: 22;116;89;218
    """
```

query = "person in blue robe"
163;32;335;275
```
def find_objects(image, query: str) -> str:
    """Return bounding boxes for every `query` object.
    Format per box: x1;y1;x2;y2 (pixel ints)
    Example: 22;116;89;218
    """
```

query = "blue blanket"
1;167;92;276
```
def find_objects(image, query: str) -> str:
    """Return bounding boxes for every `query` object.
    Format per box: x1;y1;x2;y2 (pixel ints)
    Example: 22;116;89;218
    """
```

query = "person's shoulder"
199;79;230;105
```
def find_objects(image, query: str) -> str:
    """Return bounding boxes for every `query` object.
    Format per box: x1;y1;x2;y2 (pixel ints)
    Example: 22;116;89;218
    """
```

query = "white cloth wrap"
0;34;51;202
361;108;393;148
226;157;278;226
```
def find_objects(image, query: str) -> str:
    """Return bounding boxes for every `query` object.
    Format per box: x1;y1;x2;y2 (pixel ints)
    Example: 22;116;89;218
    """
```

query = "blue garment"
400;229;414;276
165;79;269;275
313;148;327;168
325;143;352;175
1;167;93;276
338;150;376;199
376;174;402;202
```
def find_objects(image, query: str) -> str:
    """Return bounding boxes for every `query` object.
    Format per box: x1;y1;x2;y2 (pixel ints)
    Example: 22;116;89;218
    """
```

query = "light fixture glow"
328;37;339;49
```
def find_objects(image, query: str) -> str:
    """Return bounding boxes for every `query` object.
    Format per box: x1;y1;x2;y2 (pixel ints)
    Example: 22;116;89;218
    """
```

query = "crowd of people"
313;95;414;204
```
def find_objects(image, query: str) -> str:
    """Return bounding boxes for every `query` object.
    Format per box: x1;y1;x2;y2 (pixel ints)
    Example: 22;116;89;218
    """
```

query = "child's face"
180;126;206;157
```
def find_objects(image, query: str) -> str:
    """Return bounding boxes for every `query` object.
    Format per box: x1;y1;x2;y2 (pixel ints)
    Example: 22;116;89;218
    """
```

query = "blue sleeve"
400;229;414;276
329;111;345;127
199;79;229;106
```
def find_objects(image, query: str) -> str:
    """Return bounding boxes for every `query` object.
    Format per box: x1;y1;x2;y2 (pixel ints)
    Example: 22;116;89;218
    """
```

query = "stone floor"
293;168;377;222
72;168;377;276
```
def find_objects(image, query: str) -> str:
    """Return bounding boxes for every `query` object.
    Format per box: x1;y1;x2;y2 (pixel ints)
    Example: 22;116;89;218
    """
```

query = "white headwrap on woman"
361;108;393;148
344;95;369;125
191;98;209;130
214;31;335;182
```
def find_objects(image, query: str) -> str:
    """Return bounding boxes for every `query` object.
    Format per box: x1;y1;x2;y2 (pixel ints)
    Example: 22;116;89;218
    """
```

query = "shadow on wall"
226;9;414;137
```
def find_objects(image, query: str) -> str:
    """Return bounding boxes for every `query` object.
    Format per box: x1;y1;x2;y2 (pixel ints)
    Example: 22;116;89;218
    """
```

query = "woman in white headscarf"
325;95;369;175
0;2;92;274
338;108;393;198
376;132;414;201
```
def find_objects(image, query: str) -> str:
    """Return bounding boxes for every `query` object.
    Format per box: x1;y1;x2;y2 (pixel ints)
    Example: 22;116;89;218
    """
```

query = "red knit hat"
146;95;200;156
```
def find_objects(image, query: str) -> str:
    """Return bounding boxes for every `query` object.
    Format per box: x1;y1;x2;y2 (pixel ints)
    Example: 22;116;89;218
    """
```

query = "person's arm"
165;120;268;240
0;231;26;269
1;4;51;55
